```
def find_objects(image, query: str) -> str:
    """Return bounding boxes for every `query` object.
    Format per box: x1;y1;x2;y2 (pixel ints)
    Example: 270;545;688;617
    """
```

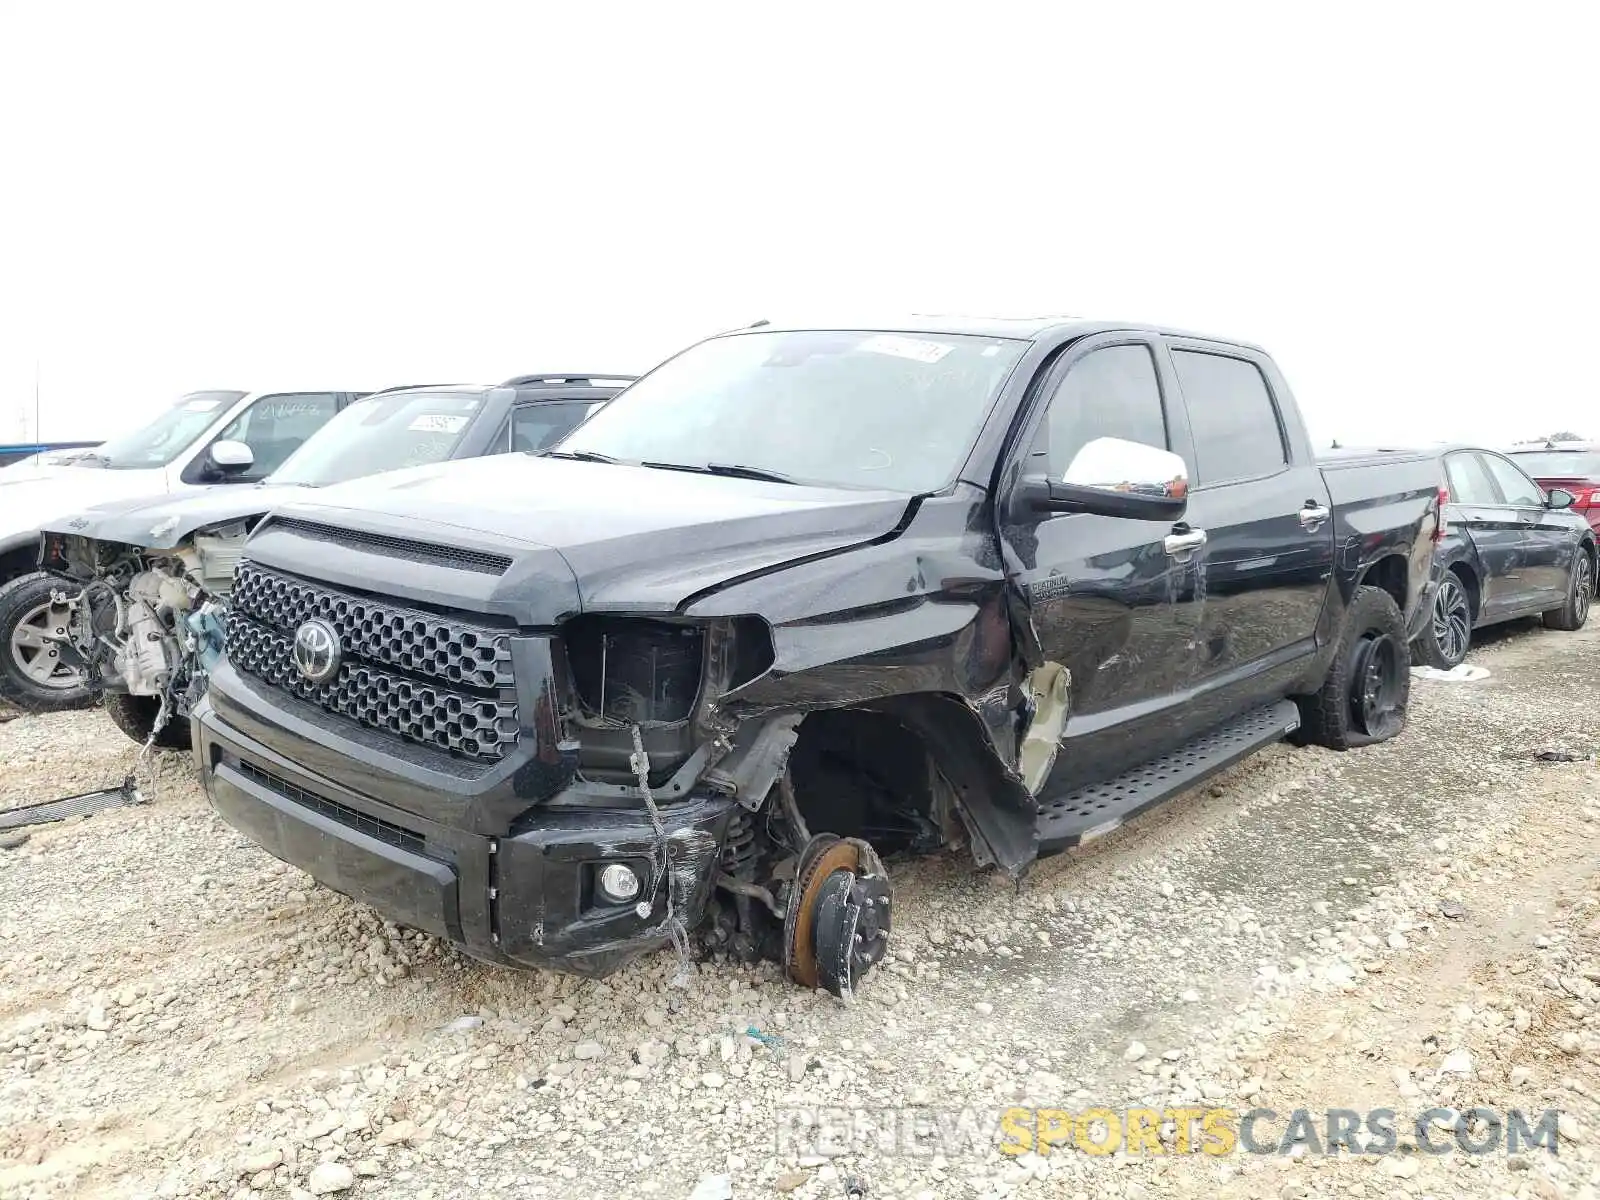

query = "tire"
1542;546;1593;632
0;573;95;712
1412;570;1473;670
104;693;193;751
1295;584;1411;751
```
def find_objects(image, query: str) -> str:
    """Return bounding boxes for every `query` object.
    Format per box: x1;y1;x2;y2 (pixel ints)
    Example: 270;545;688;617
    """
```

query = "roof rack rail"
367;383;454;395
500;373;640;387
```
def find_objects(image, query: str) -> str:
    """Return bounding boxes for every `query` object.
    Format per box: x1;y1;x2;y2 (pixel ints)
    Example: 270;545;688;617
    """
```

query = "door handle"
1164;528;1208;557
1299;503;1331;531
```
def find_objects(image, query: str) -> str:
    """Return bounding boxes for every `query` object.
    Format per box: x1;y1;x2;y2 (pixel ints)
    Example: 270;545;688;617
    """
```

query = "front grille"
237;760;427;856
262;518;513;575
228;562;519;762
232;562;513;689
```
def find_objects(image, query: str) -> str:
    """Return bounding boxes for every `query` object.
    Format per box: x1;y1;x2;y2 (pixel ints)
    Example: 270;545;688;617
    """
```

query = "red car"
1506;441;1600;533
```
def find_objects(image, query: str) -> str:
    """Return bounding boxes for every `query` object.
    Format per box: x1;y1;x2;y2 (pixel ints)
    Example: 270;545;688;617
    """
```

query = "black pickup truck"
193;318;1442;996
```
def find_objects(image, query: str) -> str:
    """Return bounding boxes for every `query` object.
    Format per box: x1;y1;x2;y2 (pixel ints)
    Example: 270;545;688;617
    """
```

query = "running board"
1036;700;1301;854
0;775;145;832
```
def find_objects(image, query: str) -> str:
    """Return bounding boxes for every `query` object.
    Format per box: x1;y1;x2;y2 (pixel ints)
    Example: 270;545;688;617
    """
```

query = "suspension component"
713;809;765;962
720;810;759;880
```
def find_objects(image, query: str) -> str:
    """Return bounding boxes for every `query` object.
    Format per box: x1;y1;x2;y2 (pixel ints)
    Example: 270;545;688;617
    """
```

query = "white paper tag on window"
408;414;469;434
263;401;323;419
183;399;222;412
859;334;954;364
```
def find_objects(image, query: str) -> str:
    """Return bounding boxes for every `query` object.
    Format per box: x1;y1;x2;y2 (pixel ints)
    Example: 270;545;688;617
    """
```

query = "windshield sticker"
260;400;325;420
183;399;223;412
859;334;954;364
408;414;470;434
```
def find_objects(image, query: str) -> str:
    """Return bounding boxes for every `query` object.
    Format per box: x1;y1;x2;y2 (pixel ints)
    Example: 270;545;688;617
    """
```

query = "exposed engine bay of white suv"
45;521;251;737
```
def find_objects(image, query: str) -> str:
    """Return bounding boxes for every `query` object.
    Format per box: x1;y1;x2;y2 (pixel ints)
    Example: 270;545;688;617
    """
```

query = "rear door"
999;334;1204;794
1481;451;1570;603
1163;340;1335;723
1441;450;1514;615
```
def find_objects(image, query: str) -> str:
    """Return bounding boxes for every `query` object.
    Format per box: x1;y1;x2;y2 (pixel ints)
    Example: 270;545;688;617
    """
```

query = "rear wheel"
1542;548;1593;632
1412;571;1473;669
1295;584;1411;750
0;573;94;712
104;693;192;751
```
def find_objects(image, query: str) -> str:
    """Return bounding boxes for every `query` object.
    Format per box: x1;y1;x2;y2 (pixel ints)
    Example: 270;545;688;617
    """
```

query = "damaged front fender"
681;536;1044;873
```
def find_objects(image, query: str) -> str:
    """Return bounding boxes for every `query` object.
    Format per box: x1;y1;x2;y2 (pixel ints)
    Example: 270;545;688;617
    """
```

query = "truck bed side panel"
1320;456;1440;622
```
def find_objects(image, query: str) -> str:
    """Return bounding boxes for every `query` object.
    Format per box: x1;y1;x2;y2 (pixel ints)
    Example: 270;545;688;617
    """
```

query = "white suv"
0;385;366;708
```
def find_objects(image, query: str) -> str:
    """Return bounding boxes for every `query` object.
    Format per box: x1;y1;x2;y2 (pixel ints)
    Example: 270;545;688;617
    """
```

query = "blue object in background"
187;609;227;673
0;441;103;468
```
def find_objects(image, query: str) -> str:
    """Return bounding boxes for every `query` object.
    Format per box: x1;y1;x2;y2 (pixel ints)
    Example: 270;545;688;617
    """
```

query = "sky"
1;3;1596;450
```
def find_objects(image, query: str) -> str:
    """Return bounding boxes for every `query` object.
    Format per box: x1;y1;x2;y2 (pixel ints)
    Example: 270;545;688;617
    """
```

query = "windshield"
268;390;484;486
86;391;247;469
556;330;1027;492
1508;450;1600;479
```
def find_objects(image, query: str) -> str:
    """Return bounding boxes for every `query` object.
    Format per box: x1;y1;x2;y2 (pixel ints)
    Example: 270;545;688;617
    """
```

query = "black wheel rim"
1576;555;1593;624
1349;631;1402;735
1431;577;1471;665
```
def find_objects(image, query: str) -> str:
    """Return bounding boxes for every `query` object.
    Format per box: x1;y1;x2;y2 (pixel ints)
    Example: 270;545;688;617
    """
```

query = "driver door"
998;335;1203;795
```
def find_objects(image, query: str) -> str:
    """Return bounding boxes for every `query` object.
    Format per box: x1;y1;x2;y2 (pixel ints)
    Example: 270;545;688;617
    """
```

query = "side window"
212;392;341;480
1034;344;1167;480
1444;452;1500;504
1482;454;1543;506
1172;351;1287;485
510;402;596;454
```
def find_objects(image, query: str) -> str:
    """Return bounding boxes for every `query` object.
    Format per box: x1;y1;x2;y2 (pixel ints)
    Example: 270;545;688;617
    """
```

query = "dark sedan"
1412;446;1596;669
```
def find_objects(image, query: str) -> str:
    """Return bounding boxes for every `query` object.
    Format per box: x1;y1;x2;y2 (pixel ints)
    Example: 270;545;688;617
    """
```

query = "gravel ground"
2;618;1599;1200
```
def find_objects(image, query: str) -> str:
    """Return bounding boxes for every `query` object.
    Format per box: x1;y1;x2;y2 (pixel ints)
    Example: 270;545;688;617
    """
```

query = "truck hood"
253;455;915;618
41;484;302;550
0;469;174;550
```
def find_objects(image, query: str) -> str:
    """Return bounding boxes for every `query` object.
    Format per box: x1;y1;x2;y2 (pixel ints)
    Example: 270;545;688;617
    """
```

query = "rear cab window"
1171;350;1287;485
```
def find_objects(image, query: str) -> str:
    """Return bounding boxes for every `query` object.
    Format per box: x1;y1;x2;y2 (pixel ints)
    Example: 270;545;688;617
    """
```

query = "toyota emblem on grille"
291;618;341;684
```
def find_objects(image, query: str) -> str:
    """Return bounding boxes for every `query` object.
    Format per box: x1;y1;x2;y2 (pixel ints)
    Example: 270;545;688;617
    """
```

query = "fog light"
598;863;641;903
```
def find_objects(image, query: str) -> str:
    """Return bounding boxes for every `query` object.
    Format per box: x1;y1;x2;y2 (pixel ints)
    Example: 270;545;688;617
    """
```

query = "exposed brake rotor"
782;833;892;997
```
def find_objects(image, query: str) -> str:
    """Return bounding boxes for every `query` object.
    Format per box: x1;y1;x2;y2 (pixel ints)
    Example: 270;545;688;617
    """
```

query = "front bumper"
192;694;737;977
